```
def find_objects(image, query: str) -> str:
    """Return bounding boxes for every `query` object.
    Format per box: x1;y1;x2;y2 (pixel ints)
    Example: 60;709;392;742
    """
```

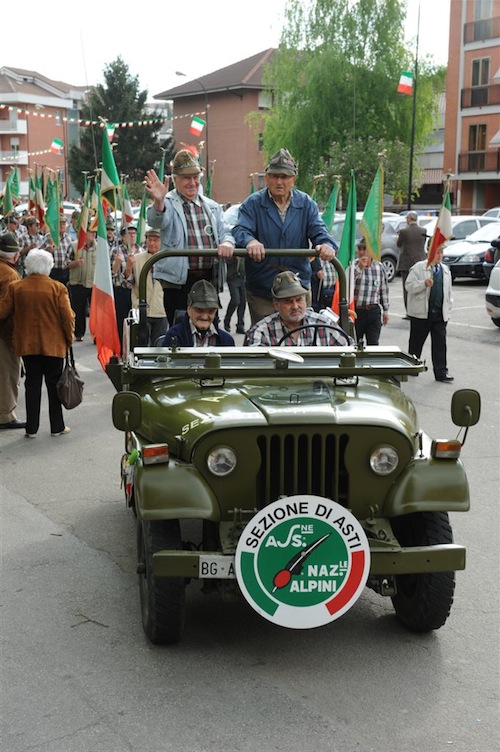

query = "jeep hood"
137;376;418;448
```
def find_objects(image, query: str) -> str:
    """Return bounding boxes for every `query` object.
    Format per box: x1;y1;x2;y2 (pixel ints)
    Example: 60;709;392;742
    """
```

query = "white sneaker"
51;427;71;437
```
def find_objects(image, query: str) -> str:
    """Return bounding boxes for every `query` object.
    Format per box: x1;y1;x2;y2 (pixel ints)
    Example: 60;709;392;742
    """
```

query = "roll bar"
137;249;349;346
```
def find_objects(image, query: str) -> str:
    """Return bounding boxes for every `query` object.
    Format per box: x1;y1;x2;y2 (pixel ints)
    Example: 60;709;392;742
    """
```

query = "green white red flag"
427;189;452;266
101;134;120;209
121;182;135;227
89;183;120;369
189;116;205;137
135;192;148;247
397;71;413;95
50;137;64;153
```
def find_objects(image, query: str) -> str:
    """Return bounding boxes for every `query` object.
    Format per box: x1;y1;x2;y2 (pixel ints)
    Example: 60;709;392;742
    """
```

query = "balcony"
461;84;500;108
0;119;27;135
0;150;28;165
463;16;500;43
458;150;500;173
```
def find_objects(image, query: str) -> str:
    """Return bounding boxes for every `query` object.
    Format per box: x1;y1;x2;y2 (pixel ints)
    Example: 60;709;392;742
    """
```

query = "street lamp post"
176;71;209;177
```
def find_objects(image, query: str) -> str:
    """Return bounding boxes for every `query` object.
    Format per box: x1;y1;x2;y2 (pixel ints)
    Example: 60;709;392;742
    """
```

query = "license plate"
198;555;236;579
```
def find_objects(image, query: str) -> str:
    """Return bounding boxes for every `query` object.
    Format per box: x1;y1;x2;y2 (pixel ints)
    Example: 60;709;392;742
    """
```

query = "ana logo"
235;495;370;629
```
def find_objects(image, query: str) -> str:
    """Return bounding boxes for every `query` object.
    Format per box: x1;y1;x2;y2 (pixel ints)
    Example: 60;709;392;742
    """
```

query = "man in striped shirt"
353;239;389;345
245;271;351;347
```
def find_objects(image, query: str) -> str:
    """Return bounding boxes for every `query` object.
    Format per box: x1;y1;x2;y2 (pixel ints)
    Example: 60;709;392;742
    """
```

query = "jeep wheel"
137;519;185;644
390;512;455;632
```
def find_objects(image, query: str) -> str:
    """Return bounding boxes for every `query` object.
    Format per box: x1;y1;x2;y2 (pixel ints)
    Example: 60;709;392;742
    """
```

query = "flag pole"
407;0;421;210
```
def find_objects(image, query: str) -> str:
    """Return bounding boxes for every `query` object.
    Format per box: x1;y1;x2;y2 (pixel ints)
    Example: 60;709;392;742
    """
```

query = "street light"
176;71;209;177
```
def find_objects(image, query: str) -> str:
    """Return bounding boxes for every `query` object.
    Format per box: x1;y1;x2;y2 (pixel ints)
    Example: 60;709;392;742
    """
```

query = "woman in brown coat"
0;249;75;438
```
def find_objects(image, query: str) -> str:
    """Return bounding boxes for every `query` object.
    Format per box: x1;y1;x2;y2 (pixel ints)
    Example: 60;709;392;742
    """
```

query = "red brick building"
443;0;500;212
154;50;275;206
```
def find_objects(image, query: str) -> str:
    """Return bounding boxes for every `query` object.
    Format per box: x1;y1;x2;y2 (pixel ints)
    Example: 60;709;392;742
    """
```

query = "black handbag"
57;347;84;409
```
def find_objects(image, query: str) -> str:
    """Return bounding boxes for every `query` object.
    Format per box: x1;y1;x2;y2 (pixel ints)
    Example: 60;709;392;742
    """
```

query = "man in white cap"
144;149;234;326
0;233;25;428
233;148;337;325
245;270;351;347
127;228;168;345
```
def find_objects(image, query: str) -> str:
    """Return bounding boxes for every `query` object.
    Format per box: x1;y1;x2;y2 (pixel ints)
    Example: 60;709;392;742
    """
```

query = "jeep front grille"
256;432;349;507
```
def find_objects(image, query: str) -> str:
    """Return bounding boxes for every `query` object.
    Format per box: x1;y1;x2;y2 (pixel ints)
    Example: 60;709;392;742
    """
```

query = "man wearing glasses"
232;148;337;325
144;150;234;327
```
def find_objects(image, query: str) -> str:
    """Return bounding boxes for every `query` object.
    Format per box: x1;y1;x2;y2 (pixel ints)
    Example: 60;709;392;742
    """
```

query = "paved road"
1;278;498;752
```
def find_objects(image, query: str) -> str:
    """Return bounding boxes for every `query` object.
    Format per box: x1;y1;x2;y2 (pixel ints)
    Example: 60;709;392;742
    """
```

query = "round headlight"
370;446;399;476
207;446;237;476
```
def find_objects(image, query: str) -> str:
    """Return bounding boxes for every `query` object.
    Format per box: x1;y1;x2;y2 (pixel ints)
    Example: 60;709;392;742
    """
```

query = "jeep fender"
134;462;221;521
384;458;470;517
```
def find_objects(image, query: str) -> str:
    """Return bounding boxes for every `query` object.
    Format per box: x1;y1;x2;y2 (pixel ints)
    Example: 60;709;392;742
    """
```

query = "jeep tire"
390;511;455;632
137;519;185;644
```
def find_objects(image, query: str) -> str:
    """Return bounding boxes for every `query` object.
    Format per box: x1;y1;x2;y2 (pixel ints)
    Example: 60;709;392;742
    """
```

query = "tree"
260;0;444;202
68;58;174;196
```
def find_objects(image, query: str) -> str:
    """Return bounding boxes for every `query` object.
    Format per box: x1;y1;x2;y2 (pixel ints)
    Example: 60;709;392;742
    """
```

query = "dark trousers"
113;286;132;346
148;317;169;346
355;307;382;345
162;269;213;326
401;271;409;310
225;276;247;328
408;315;448;379
69;284;92;338
23;354;65;435
50;268;69;285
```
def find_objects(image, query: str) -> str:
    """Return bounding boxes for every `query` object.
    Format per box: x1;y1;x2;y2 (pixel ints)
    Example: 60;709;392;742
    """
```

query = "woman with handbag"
0;249;75;438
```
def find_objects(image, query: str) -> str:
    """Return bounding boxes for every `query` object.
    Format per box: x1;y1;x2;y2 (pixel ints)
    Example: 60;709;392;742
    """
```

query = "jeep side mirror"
451;389;481;428
112;392;142;432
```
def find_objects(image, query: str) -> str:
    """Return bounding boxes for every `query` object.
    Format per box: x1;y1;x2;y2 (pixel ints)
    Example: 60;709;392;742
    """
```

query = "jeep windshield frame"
136;249;351;344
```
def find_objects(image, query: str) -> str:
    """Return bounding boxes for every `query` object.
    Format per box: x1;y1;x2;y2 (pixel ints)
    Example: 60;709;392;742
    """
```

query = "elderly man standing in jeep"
144;150;234;326
244;271;351;347
233;148;337;326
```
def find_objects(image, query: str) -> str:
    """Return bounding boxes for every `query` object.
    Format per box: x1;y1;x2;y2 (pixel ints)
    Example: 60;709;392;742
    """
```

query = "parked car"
482;240;500;281
223;203;240;229
14;200;81;221
485;260;500;327
424;215;498;247
329;213;400;282
441;222;500;281
482;207;500;220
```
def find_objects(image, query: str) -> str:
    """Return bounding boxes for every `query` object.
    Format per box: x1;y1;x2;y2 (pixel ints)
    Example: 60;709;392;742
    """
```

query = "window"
472;58;490;87
469;124;487;151
468;124;487;169
474;0;492;21
471;58;490;105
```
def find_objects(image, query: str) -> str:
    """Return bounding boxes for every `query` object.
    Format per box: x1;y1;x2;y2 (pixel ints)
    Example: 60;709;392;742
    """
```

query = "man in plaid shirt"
353;239;389;345
245;271;352;347
145;150;234;326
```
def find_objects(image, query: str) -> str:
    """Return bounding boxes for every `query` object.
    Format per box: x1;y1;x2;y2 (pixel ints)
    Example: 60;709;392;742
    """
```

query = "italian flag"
427;190;452;266
101;133;120;209
397;71;413;95
121;183;135;226
189;116;205;136
89;183;121;369
50;137;64;153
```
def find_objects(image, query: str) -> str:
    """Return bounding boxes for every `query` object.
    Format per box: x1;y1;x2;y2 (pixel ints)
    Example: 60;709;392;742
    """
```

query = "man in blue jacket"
232;148;337;325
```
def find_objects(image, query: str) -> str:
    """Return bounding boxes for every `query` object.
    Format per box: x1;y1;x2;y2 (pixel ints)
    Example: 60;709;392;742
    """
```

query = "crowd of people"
0;146;456;436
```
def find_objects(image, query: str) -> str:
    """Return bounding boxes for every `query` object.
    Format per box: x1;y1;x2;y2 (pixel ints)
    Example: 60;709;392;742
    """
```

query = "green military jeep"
107;250;480;644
